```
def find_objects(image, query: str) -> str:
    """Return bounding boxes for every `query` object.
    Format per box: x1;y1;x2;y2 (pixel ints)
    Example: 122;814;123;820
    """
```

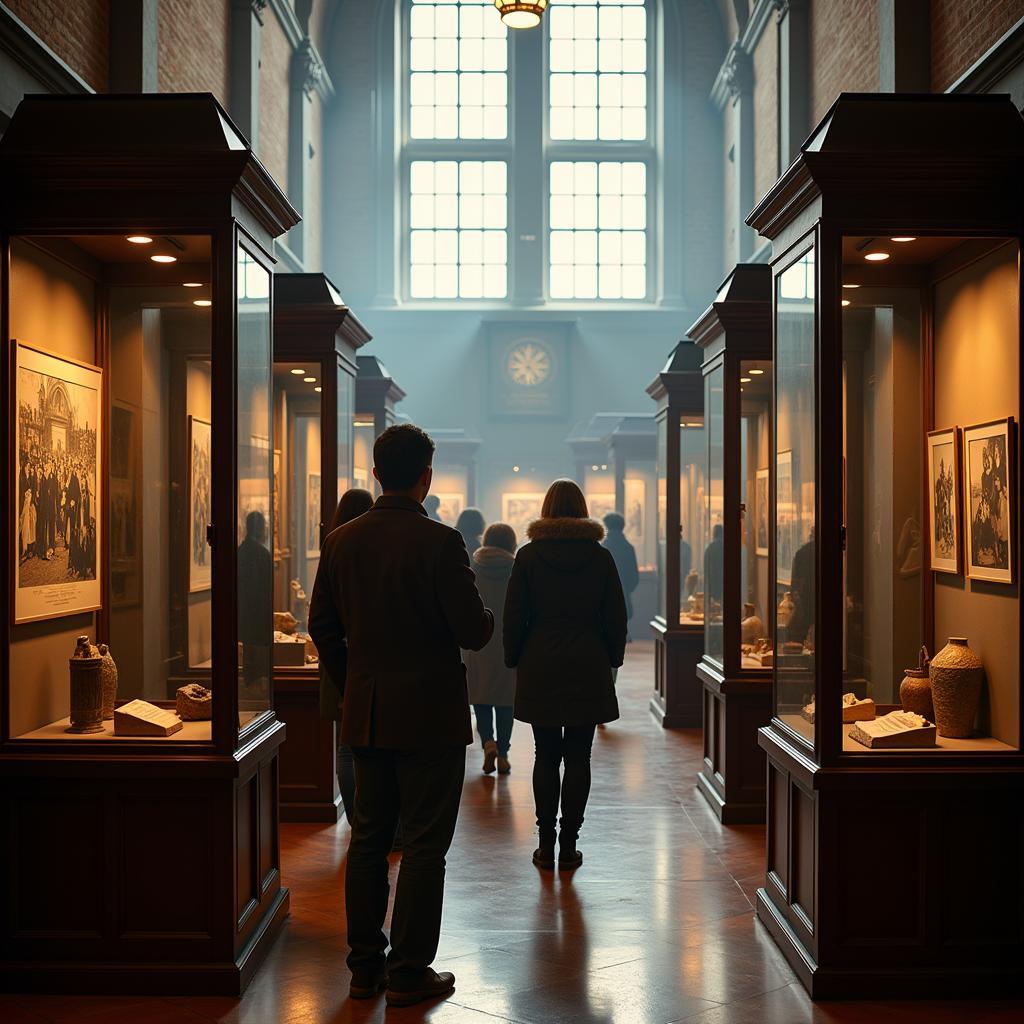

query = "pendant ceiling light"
495;0;548;30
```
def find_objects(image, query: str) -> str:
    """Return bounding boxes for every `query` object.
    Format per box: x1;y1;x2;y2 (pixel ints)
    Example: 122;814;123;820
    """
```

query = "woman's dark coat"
464;545;517;707
503;517;628;726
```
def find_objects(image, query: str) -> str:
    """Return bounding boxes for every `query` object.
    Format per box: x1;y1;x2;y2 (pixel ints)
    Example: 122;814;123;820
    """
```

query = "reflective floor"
4;643;1024;1023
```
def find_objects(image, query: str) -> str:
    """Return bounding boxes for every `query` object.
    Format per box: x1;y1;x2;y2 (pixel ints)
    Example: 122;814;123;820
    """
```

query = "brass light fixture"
495;0;548;29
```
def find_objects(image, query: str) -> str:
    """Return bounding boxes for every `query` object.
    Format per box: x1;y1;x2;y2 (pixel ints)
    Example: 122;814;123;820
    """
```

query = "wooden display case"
354;355;405;494
647;342;705;728
749;94;1024;998
691;264;773;823
0;95;298;995
273;273;369;822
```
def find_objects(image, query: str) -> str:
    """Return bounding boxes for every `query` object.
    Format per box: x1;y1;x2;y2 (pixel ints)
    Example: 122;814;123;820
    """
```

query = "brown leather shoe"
497;755;511;774
482;740;498;774
385;969;456;1007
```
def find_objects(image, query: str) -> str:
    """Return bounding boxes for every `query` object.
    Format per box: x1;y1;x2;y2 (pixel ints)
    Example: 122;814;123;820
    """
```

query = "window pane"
549;0;647;141
410;0;508;140
410;159;508;299
548;161;648;300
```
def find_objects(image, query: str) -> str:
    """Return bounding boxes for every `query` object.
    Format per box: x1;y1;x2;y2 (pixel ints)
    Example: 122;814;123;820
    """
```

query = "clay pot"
900;646;933;721
777;592;794;629
67;636;104;734
99;643;118;720
741;603;764;643
929;637;984;738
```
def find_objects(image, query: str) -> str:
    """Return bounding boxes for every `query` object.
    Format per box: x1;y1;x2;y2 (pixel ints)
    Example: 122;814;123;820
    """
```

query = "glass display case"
749;94;1024;998
430;428;481;525
691;265;773;823
0;95;298;994
647;341;705;727
273;273;368;822
354;355;406;494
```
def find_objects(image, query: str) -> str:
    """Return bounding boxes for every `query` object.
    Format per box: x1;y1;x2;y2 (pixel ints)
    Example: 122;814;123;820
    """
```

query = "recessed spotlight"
685;421;702;428
513;465;520;473
740;377;751;383
304;376;317;383
749;368;764;375
864;252;890;262
151;254;177;264
842;283;860;289
600;464;607;471
890;236;916;243
591;464;599;472
314;386;322;393
841;299;851;307
182;281;203;288
290;368;306;376
193;299;212;307
127;235;153;244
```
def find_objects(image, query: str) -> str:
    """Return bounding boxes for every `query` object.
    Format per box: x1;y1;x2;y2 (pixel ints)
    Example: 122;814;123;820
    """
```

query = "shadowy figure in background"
456;507;486;555
423;494;443;523
309;424;493;1009
504;479;627;873
703;522;724;615
238;509;272;707
319;487;375;824
602;512;639;640
465;522;518;775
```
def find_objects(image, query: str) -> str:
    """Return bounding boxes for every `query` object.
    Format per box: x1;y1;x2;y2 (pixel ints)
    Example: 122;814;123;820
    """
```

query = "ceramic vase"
67;636;104;734
899;646;933;720
777;592;794;629
929;637;984;738
99;643;118;720
741;603;764;643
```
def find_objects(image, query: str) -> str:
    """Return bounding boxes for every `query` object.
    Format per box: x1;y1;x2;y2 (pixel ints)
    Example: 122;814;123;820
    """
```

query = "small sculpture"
741;603;764;643
899;645;933;720
777;591;794;628
99;643;118;720
67;636;104;734
176;683;213;721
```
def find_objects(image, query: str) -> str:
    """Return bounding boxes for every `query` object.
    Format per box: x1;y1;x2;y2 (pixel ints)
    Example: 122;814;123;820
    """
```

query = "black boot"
558;826;583;871
532;827;556;869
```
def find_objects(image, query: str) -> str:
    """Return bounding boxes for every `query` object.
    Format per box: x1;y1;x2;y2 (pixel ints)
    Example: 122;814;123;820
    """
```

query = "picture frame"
305;472;322;557
433;491;465;527
13;340;103;624
586;491;616;525
754;466;769;556
623;477;646;560
188;415;212;593
776;449;794;585
501;491;546;541
926;427;961;575
963;417;1015;584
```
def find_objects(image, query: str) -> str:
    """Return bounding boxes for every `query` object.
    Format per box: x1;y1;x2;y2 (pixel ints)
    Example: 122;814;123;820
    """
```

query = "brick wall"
259;10;291;198
6;0;109;91
158;0;230;104
752;29;778;205
809;0;880;127
931;0;1024;90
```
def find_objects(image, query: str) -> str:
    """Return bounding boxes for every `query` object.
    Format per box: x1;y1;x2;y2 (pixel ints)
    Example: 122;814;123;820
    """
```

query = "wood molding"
0;3;92;96
948;15;1024;98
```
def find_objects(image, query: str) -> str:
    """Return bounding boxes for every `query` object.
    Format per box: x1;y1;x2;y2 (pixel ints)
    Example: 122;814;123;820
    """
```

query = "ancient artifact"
273;629;307;667
67;636;104;734
98;643;118;720
684;568;699;598
777;591;794;628
687;591;704;616
741;602;764;643
849;710;937;749
841;692;876;722
929;637;984;738
114;699;183;737
899;645;933;720
273;610;298;635
176;683;212;721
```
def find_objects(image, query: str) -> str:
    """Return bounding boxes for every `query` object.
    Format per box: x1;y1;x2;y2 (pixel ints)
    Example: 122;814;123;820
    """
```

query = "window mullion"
511;25;544;305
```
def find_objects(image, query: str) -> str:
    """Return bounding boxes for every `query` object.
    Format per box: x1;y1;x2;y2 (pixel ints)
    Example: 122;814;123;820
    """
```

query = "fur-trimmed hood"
472;544;516;580
526;517;605;543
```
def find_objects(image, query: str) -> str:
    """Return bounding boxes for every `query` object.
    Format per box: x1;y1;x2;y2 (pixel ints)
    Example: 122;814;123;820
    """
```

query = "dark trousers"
531;724;597;842
346;746;465;984
472;703;514;756
337;741;355;824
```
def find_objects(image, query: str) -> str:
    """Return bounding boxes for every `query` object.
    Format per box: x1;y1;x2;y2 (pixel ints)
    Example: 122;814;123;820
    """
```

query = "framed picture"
110;401;141;607
501;492;545;540
963;417;1015;584
775;450;794;585
305;472;322;557
927;427;961;574
433;491;465;527
754;467;769;556
586;491;615;525
13;341;102;624
623;477;646;558
188;416;212;593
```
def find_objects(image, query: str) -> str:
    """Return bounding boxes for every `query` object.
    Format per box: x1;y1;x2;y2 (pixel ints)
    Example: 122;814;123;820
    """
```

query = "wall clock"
485;320;573;419
507;341;551;387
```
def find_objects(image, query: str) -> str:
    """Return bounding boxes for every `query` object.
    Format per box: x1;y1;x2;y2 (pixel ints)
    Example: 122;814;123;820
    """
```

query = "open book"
849;710;936;749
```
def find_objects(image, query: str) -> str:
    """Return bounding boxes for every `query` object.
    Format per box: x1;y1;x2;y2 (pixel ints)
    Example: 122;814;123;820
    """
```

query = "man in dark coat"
308;424;493;1008
601;512;640;625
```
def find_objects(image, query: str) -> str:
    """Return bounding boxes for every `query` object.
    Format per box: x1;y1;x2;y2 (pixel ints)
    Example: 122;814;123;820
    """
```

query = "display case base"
696;660;771;824
649;619;703;728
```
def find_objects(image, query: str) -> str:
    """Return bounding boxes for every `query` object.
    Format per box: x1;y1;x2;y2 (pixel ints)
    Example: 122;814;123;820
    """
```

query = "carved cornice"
291;35;335;101
711;43;753;110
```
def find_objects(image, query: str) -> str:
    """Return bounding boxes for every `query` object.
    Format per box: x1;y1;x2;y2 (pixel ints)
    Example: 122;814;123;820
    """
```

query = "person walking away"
464;522;518;775
319;487;375;824
309;424;493;1008
503;479;627;872
423;494;443;522
455;507;485;556
601;512;639;641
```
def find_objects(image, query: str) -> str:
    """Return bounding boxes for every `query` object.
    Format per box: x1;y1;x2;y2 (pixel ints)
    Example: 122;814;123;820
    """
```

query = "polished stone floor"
4;643;1024;1023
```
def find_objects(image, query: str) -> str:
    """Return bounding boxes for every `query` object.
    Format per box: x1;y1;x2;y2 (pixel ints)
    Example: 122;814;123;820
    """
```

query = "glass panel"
338;364;354;501
775;248;816;743
353;417;375;493
272;362;323;670
740;359;772;669
237;245;273;731
680;415;706;624
10;233;214;741
656;414;667;619
704;366;724;664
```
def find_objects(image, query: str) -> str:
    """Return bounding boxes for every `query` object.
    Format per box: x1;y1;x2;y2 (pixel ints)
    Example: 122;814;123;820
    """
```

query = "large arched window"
402;0;654;303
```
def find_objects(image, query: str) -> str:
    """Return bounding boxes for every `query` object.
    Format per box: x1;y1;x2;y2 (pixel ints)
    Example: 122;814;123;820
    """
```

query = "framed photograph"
927;427;960;574
776;450;794;585
501;492;545;540
110;401;141;607
13;341;102;624
433;491;465;527
963;417;1015;584
188;416;212;593
305;472;322;556
754;467;769;556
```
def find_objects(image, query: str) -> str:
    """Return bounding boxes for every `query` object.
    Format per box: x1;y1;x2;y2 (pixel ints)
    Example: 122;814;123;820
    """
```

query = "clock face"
507;342;551;387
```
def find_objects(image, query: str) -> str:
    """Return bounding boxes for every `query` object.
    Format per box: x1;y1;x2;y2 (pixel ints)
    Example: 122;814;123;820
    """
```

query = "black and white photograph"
14;341;102;624
927;427;960;574
189;416;212;592
963;417;1015;584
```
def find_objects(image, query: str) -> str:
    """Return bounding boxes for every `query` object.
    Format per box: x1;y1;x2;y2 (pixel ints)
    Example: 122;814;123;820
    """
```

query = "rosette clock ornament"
495;0;548;30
